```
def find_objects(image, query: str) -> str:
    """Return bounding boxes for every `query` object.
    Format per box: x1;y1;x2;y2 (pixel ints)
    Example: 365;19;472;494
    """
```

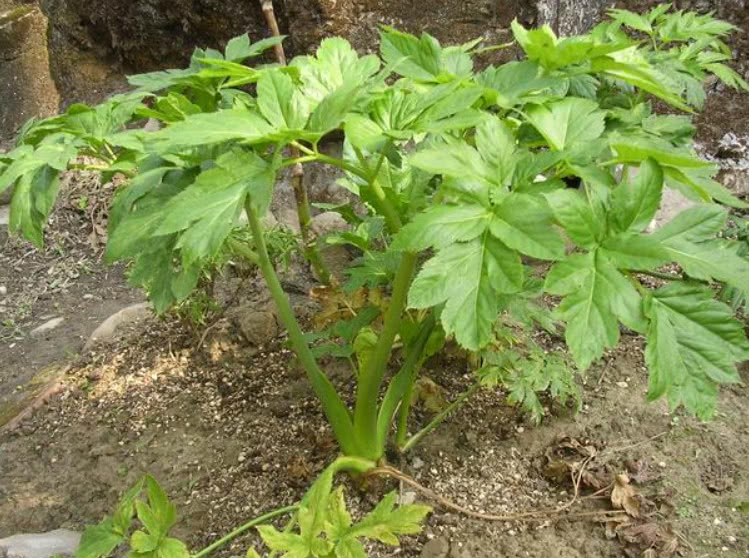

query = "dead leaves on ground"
611;473;640;517
543;435;684;558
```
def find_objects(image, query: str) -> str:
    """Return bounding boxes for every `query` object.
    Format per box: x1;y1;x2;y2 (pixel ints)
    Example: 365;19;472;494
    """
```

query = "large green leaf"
292;37;380;103
146;109;274;151
644;282;749;419
154;150;273;265
476;115;516;187
408;234;523;350
526;97;606;152
611;158;663;233
307;83;359;134
490;193;565;260
545;188;605;250
651;204;727;243
545;251;646;368
377;28;478;82
391;204;492;251
257;69;309;130
76;520;124;558
476;60;558;108
9;166;60;248
660;238;749;288
600;233;670;271
511;20;631;70
409;142;491;189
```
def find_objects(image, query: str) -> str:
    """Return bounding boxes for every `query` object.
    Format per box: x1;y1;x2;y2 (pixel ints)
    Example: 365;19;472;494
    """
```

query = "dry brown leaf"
611;473;640;517
618;523;660;546
582;469;610;490
412;377;448;412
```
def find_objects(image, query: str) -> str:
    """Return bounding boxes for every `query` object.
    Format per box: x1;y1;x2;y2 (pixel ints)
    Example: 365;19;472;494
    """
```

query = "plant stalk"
260;3;332;284
192;505;297;558
376;312;436;449
401;382;481;453
260;0;286;65
352;251;418;460
245;198;357;455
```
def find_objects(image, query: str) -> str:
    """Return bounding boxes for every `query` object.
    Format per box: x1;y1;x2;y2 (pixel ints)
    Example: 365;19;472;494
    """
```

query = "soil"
0;169;144;426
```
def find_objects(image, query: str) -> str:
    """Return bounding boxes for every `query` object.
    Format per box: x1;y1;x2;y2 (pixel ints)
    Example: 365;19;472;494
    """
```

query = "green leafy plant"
1;3;748;502
77;468;430;558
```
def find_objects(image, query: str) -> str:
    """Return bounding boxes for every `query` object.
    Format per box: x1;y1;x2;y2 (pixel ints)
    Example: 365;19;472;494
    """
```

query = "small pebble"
238;454;246;463
714;518;722;525
658;461;666;468
516;426;525;433
727;536;736;544
412;457;424;469
616;381;628;388
0;285;6;296
83;294;95;300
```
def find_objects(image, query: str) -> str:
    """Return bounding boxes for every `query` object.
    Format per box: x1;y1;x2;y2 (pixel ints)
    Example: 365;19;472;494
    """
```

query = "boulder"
0;530;81;558
0;2;59;138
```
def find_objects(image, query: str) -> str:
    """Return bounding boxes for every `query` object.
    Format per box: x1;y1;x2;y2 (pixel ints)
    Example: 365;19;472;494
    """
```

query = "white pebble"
727;536;736;544
658;461;667;468
0;285;6;296
616;381;628;388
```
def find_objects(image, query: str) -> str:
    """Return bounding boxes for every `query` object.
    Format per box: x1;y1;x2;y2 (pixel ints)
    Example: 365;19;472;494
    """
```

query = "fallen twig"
366;459;627;522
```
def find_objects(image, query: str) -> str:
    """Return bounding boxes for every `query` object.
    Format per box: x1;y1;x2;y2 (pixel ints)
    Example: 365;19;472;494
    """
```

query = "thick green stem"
352;251;418;460
401;382;481;453
192;505;297;558
395;376;416;449
376;313;435;449
226;237;260;265
245;198;357;455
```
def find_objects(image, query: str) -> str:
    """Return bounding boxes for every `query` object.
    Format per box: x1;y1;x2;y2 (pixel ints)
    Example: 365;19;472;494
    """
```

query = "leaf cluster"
76;477;188;558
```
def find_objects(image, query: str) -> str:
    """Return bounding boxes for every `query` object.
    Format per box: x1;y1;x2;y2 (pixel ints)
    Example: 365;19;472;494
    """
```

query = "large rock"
0;530;80;558
0;2;59;138
536;0;613;36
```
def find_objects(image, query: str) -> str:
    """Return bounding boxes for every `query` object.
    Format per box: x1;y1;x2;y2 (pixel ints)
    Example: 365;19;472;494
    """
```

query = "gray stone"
720;170;749;197
0;529;81;558
84;302;151;349
420;536;450;558
236;310;278;346
275;208;301;234
30;317;64;337
308;212;348;239
536;0;613;36
0;205;9;226
0;184;12;206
